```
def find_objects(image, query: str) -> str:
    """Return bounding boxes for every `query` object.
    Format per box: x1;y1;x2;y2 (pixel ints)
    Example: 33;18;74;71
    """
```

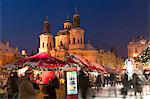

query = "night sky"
1;0;149;58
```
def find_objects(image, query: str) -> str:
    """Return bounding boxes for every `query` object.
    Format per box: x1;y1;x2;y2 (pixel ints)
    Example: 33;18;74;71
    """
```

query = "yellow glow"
133;53;138;57
21;50;26;55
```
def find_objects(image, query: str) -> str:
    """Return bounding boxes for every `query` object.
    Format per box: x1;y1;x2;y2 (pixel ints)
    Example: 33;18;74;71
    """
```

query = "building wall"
128;38;147;58
39;34;53;53
69;28;85;49
67;49;98;62
97;50;123;69
0;42;19;66
55;34;70;50
49;48;123;69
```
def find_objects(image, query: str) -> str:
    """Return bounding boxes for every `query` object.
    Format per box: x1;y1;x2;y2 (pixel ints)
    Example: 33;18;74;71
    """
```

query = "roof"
57;29;70;35
85;43;96;50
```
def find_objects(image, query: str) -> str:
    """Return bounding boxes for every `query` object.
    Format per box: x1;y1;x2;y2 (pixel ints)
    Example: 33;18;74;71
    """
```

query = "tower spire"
65;14;70;22
43;16;50;33
73;5;80;27
75;5;78;13
45;15;48;22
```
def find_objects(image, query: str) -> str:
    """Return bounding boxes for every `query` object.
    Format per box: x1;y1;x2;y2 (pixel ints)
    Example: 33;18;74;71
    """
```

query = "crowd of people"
0;68;149;99
0;69;60;99
78;69;150;99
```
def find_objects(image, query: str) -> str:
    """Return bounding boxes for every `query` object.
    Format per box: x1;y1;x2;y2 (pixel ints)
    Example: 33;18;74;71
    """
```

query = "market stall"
14;52;66;84
65;54;107;74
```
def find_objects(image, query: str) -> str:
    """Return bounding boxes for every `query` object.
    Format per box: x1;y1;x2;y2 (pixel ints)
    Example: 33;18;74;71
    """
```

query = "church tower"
63;15;72;29
69;6;85;49
55;15;71;50
39;16;54;53
73;6;80;27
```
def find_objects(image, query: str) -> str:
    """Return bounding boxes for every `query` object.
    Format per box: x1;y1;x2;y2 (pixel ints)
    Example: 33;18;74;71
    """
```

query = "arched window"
42;42;44;48
73;38;75;44
81;38;82;44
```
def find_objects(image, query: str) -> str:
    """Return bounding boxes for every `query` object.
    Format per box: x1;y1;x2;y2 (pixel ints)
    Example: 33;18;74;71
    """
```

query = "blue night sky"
1;0;149;58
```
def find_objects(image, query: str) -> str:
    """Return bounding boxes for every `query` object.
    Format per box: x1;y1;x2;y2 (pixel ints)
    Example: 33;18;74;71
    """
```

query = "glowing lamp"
133;53;138;58
21;50;27;56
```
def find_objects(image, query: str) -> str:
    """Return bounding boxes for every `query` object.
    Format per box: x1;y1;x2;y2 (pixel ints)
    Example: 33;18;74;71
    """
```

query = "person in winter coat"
4;71;19;99
11;72;19;99
95;74;102;92
121;73;130;99
131;73;143;95
78;69;90;99
19;69;36;99
4;72;14;99
44;75;59;99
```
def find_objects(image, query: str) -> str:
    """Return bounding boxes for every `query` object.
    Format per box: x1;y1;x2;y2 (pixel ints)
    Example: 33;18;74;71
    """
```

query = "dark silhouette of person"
78;70;89;99
121;73;130;99
95;74;102;92
44;76;59;99
131;73;143;95
4;72;13;99
5;71;19;99
11;72;19;99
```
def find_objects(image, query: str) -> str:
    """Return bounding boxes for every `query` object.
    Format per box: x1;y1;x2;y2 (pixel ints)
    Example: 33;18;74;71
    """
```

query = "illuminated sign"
66;71;78;95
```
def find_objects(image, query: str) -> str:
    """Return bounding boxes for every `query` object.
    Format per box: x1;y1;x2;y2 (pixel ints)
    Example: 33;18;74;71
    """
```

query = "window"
78;39;79;43
50;43;52;48
42;42;44;48
60;41;63;46
73;38;75;44
135;48;138;53
81;38;82;44
69;40;70;44
47;43;48;48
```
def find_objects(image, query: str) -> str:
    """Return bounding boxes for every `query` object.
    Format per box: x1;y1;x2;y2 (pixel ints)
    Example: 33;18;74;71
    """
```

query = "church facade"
38;9;124;69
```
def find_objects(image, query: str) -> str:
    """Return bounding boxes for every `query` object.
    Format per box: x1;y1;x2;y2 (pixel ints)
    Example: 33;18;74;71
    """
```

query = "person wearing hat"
4;70;19;99
19;69;36;99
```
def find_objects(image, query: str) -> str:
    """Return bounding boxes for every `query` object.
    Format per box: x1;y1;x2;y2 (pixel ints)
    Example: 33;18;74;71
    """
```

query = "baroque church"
38;8;123;68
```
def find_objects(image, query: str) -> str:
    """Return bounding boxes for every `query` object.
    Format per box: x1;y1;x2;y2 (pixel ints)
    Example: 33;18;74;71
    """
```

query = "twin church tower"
39;8;89;59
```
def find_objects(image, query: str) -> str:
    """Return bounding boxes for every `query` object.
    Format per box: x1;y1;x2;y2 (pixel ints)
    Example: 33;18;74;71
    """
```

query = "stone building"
128;36;148;58
38;8;124;68
127;36;149;71
0;42;19;66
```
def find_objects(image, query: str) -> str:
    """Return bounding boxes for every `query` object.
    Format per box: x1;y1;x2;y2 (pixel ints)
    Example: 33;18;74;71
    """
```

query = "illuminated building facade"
39;8;124;68
128;36;149;71
0;42;19;66
128;36;148;58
